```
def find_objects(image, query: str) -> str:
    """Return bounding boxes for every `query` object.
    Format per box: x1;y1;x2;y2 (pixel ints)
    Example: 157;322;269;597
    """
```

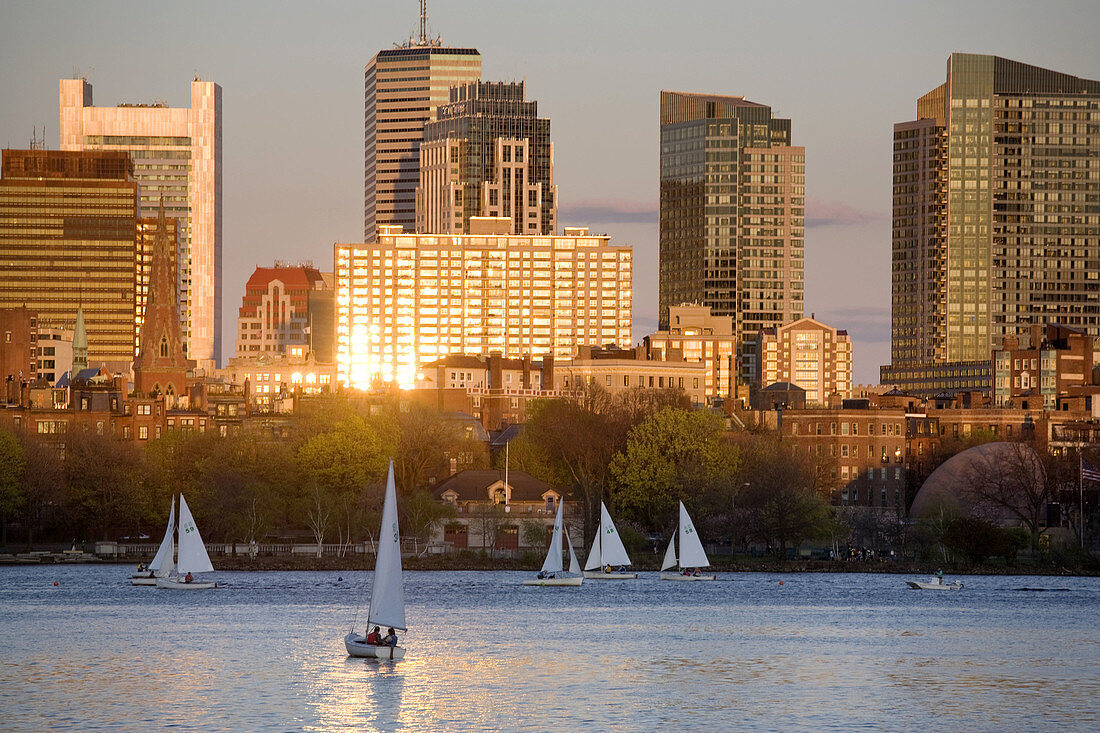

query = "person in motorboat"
936;568;944;585
184;571;194;583
365;626;382;645
382;628;397;647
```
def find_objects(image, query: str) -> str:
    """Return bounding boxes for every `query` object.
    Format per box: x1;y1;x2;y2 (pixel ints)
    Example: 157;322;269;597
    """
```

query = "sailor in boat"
536;570;556;580
365;626;382;645
184;571;193;583
382;628;398;647
604;564;612;574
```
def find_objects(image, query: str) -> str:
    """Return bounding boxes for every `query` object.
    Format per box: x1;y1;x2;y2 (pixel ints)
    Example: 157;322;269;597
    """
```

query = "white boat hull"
906;579;963;590
131;577;157;586
155;577;217;590
660;571;716;582
345;632;406;659
583;571;638;579
522;575;583;586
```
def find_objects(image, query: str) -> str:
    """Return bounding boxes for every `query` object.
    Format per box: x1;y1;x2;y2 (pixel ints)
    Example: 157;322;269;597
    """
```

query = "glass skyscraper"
659;91;805;383
884;54;1100;395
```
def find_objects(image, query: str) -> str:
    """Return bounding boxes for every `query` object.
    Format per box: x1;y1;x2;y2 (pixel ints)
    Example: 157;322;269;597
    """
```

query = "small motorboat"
906;577;963;590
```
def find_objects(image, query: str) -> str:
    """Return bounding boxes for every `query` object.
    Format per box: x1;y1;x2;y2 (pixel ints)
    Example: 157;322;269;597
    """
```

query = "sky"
2;0;1099;383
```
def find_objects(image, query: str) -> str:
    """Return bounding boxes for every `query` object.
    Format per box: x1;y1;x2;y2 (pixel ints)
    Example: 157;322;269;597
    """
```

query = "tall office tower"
364;25;480;238
60;77;222;371
335;220;632;390
235;263;329;358
417;81;557;235
883;54;1100;395
659;91;805;384
0;149;140;372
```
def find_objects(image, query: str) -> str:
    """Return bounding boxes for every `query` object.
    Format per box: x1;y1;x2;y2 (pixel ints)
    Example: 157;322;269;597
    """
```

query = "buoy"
53;581;59;586
778;580;784;586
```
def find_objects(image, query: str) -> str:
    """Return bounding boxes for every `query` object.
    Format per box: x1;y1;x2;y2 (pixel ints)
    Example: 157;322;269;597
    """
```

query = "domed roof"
910;441;1043;521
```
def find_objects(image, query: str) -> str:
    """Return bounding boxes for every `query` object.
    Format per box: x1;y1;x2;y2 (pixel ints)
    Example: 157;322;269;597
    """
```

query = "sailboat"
345;461;407;659
583;501;637;579
131;497;176;586
523;499;583;586
659;501;716;581
155;494;217;590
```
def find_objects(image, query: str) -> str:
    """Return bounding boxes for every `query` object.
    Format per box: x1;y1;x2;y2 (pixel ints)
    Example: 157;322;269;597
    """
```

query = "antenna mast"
419;0;428;45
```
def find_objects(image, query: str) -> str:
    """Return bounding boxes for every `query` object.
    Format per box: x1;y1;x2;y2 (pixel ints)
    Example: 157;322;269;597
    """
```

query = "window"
139;425;149;440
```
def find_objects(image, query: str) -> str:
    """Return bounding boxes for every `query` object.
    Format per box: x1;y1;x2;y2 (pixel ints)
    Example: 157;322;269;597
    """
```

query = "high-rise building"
658;91;805;383
756;316;853;405
0;149;140;371
417;81;556;235
883;54;1100;395
364;29;480;238
235;263;329;358
335;220;632;390
60;76;222;370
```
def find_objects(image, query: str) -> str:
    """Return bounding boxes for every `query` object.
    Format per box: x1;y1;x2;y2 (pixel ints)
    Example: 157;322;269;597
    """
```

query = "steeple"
132;199;191;398
72;307;88;374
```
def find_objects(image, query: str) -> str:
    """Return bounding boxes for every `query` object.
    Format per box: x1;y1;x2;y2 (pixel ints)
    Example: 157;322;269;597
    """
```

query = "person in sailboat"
382;628;398;647
366;626;382;645
184;571;193;583
604;564;612;574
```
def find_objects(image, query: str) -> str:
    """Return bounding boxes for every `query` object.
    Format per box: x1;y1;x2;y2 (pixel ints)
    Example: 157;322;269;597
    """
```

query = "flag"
1082;458;1100;484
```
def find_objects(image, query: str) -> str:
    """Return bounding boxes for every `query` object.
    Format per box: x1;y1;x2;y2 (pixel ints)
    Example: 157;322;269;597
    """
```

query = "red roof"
245;266;325;291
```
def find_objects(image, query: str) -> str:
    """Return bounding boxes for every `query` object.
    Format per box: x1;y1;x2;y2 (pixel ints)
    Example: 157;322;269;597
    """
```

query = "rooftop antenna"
418;0;428;45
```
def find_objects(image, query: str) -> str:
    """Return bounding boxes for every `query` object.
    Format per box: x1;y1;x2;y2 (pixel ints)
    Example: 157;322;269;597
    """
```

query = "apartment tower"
883;54;1100;395
659;91;805;383
417;81;556;235
364;14;480;238
60;76;222;370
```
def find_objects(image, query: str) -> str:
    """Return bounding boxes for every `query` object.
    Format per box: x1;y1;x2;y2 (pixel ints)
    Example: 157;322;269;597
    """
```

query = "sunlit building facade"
884;54;1100;395
335;222;632;390
364;43;481;238
643;304;738;405
60;77;222;369
235;264;329;358
659;91;805;383
757;317;853;405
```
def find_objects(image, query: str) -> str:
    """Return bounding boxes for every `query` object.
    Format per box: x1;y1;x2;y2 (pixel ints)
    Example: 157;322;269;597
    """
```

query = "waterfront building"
417;81;556;235
235;263;330;358
659;91;805;382
0;149;141;372
60;76;222;369
335;220;632;391
756;316;853;405
643;304;738;405
992;324;1095;409
883;54;1100;396
364;24;480;237
0;307;37;401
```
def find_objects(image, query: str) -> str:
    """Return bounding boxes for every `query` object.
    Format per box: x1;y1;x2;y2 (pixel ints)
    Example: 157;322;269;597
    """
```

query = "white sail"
565;528;581;575
598;502;632;567
176;494;214;575
677;501;710;568
149;496;176;578
368;461;406;632
661;535;677;571
583;520;602;571
540;500;565;574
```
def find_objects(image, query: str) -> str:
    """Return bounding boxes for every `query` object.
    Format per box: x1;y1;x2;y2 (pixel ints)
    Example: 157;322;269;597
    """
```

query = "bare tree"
962;442;1051;551
304;487;331;558
468;503;507;559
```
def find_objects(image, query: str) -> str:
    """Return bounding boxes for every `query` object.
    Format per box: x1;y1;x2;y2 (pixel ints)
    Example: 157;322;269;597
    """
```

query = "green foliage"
0;430;27;542
609;407;738;529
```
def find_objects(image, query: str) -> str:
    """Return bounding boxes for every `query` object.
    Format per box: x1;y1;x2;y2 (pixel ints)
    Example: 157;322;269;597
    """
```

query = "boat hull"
155;577;217;590
660;571;716;582
131;577;157;586
906;580;963;590
345;633;406;659
522;576;583;586
582;571;638;579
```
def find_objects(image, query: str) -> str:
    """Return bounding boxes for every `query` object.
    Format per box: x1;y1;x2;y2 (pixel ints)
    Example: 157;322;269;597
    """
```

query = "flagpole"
1081;453;1086;549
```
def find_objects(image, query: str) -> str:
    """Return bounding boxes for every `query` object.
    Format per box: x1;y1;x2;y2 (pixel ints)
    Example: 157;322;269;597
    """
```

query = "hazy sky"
2;0;1098;382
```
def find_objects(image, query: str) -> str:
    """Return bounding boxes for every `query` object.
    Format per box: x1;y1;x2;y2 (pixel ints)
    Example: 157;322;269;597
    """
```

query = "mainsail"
176;494;214;575
149;496;176;579
540;500;565;574
677;501;710;568
368;461;406;632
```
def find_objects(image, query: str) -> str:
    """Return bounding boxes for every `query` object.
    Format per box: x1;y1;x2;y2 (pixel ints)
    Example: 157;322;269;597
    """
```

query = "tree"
0;430;27;545
468;502;507;560
401;488;455;555
736;435;832;560
609;408;738;531
17;436;64;547
392;405;471;493
961;441;1051;552
64;430;149;541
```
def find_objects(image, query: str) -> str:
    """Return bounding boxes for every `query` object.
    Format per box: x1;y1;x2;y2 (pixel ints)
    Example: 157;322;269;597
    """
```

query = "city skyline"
2;0;1098;383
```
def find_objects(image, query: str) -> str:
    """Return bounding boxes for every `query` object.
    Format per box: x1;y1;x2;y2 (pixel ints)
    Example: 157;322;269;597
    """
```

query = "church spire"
72;307;88;374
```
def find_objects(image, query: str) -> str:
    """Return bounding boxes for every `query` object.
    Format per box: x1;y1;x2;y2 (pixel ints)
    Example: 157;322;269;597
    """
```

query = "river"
1;566;1097;731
